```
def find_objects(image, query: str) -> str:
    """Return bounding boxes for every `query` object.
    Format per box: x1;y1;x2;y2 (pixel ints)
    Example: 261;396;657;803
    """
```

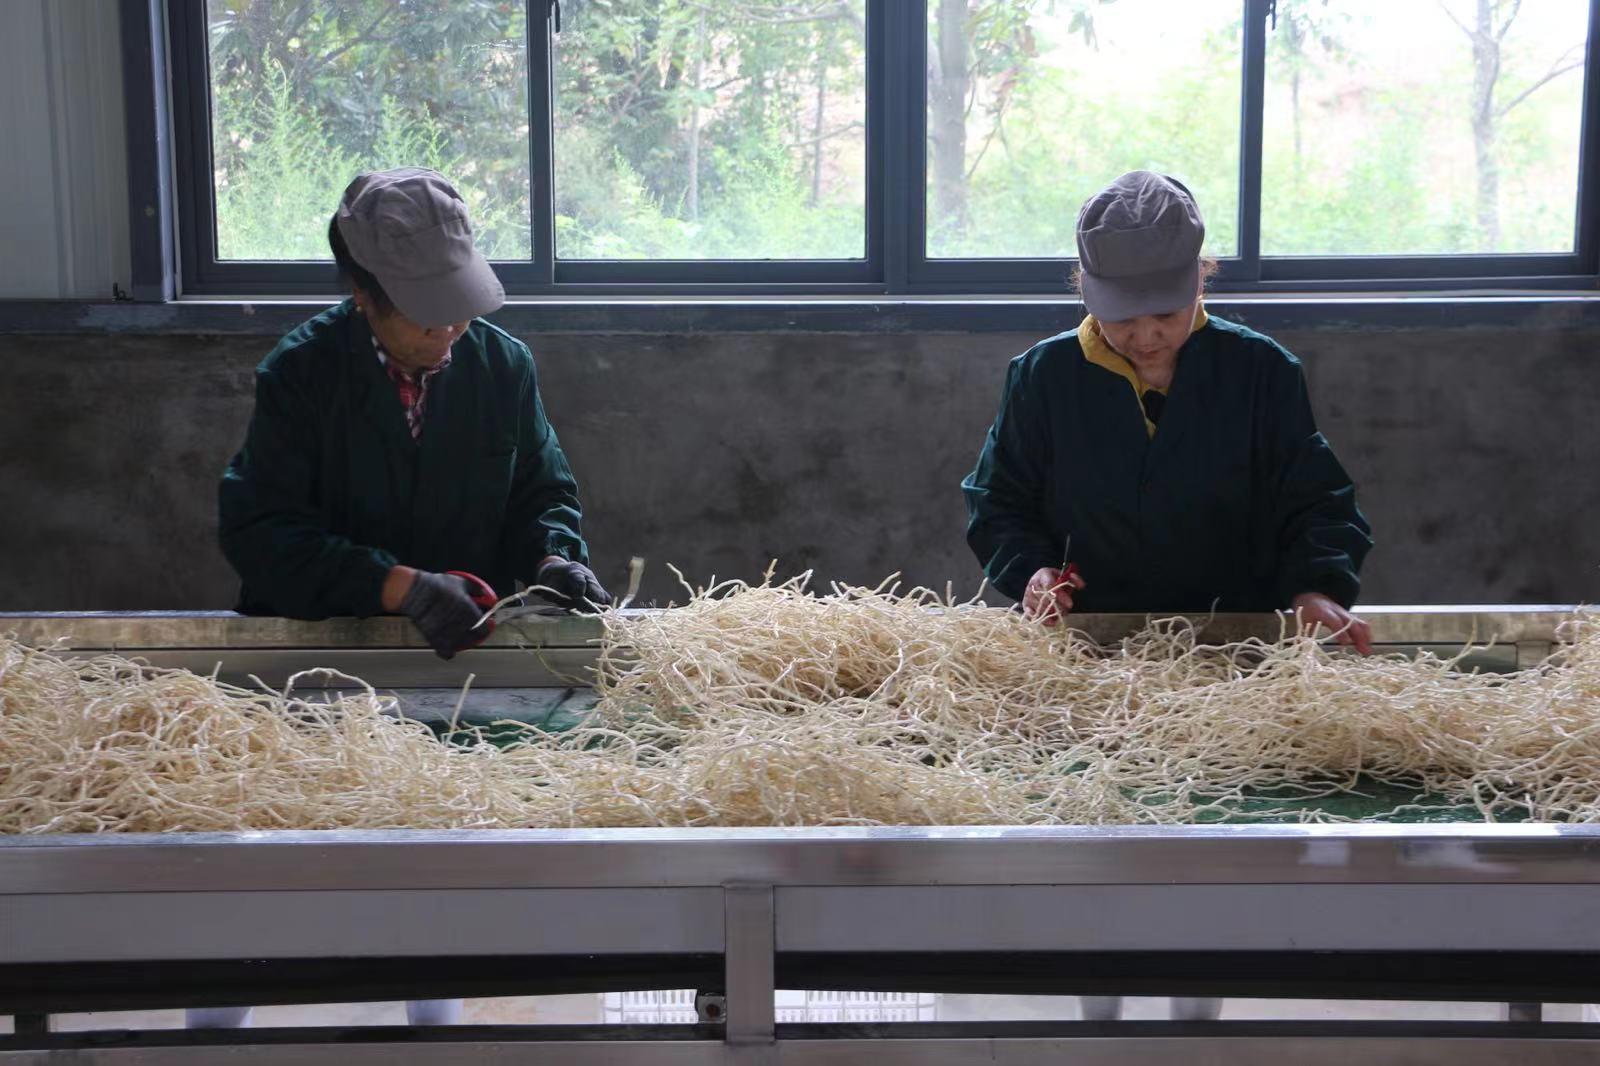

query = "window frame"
168;0;1600;298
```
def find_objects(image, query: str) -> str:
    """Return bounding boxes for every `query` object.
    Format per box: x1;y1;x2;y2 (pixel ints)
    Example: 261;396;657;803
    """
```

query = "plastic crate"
602;989;699;1025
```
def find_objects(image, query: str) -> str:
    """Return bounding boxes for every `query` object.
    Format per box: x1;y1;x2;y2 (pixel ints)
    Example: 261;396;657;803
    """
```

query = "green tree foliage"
550;0;868;258
208;0;529;259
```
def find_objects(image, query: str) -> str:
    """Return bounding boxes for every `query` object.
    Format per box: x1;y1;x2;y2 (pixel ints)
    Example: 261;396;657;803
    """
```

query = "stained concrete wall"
0;316;1596;610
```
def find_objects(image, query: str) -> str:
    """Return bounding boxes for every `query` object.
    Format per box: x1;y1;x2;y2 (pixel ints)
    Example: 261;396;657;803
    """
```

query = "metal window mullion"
167;0;217;297
528;0;556;284
863;0;887;290
1570;0;1600;270
880;0;920;294
120;0;177;301
1237;0;1267;281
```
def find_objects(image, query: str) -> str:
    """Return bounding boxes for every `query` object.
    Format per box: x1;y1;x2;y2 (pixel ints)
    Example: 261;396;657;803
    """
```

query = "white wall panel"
0;0;130;299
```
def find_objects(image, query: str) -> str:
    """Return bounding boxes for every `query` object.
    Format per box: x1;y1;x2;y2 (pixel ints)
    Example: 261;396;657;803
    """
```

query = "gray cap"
1075;171;1205;321
335;167;505;327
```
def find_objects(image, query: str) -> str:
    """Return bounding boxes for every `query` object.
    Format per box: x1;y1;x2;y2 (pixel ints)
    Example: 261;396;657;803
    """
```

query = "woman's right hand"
1023;566;1086;625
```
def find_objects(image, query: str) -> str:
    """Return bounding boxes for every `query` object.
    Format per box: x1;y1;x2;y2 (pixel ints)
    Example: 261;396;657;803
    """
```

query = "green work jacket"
219;301;589;619
962;316;1372;612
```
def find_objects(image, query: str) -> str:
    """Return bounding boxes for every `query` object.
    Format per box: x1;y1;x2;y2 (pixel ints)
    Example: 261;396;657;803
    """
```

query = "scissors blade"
471;590;540;630
490;602;570;625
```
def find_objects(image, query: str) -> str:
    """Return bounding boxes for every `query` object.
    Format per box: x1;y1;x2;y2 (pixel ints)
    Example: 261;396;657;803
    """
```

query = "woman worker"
203;168;611;1029
219;167;612;655
961;171;1374;1022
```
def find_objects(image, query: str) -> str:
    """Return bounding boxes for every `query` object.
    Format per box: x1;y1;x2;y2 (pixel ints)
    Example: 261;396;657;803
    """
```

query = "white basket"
602;989;699;1025
604;989;938;1025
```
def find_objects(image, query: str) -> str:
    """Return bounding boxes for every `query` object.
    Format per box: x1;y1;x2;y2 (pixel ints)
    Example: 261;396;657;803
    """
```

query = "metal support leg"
186;1006;254;1028
723;883;775;1051
405;999;463;1025
1079;995;1123;1021
1172;996;1224;1021
1505;1002;1543;1023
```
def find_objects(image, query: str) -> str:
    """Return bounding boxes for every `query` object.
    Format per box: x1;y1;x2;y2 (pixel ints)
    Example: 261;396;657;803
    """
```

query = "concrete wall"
1;315;1596;611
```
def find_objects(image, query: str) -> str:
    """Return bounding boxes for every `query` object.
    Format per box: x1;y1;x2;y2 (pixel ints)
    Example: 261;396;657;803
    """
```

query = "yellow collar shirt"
1078;305;1210;438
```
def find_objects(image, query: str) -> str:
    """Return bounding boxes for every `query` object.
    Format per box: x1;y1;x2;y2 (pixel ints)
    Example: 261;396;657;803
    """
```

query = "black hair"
327;215;395;315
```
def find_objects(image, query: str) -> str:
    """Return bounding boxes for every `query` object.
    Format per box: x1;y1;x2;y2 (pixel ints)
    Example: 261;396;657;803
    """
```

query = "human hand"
400;571;492;659
1023;566;1086;626
535;557;613;613
1291;591;1373;656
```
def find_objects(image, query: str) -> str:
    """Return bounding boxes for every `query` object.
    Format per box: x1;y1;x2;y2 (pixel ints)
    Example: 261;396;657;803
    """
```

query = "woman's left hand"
1023;565;1086;625
1290;592;1373;656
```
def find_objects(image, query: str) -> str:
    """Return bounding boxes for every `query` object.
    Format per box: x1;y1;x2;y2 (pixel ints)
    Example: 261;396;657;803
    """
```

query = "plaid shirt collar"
373;336;451;441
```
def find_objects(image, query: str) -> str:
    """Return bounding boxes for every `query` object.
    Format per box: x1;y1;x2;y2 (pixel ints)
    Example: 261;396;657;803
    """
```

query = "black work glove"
535;558;613;613
400;571;488;660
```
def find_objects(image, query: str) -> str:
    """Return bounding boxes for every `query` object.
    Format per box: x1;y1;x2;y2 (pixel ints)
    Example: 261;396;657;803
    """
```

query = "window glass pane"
207;1;531;261
1262;0;1588;256
926;0;1243;260
552;1;867;260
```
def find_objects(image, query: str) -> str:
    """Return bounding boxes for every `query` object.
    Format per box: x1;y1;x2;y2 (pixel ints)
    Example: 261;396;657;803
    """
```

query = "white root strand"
1;573;1597;833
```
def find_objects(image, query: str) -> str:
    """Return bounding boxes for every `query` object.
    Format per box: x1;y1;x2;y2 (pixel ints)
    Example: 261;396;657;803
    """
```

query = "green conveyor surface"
392;688;1510;825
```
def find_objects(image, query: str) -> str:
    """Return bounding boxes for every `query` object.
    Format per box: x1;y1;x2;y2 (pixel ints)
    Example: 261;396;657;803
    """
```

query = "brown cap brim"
382;247;506;327
1079;259;1200;323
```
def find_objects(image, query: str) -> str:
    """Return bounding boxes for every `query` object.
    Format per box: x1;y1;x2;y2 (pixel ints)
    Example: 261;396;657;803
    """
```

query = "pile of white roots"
3;572;1598;833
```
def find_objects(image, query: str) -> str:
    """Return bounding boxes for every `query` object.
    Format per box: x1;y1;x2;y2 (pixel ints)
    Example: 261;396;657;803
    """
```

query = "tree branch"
1437;0;1473;40
295;7;398;86
281;0;316;41
964;116;1002;182
1497;57;1585;117
1495;0;1524;42
245;0;314;82
784;119;864;149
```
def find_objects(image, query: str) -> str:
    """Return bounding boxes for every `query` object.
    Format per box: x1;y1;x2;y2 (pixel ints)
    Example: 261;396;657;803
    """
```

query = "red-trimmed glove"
401;571;494;659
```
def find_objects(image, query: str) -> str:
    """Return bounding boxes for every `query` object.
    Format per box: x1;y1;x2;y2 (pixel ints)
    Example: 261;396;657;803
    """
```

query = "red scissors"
1057;534;1081;591
446;570;498;647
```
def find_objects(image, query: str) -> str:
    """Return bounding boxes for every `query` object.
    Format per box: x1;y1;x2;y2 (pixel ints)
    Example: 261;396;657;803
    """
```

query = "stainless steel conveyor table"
0;606;1595;1064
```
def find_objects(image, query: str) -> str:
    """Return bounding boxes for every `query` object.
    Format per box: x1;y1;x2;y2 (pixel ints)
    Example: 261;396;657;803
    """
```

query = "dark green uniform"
219;301;589;619
962;316;1371;612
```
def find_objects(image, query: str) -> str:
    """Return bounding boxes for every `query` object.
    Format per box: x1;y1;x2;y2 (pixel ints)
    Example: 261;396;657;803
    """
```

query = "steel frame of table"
2;826;1600;1062
0;605;1581;688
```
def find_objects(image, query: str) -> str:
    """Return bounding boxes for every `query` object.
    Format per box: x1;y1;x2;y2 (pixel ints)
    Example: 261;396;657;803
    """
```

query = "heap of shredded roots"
2;571;1598;832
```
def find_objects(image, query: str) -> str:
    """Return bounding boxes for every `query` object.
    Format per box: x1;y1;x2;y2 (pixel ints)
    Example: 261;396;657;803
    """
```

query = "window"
202;0;530;261
552;1;868;261
168;0;1600;296
1262;0;1589;257
926;0;1242;260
